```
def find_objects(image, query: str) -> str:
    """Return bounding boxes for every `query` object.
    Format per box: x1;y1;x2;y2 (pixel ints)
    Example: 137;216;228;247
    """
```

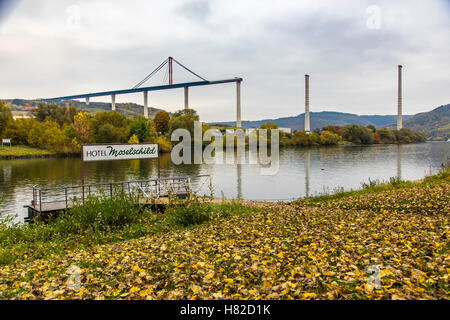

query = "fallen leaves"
0;181;448;300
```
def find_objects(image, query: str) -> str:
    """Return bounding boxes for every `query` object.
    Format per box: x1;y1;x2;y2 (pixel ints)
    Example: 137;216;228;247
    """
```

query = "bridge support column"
143;91;148;119
184;87;189;109
86;97;90;106
397;65;403;130
236;81;241;127
111;94;116;111
304;74;310;133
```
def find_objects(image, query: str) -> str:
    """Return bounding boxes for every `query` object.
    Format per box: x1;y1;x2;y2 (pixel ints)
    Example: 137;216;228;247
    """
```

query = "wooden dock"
24;175;214;222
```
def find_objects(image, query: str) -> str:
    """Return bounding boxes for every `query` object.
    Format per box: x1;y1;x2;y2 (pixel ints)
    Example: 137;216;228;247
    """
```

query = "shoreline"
0;140;441;160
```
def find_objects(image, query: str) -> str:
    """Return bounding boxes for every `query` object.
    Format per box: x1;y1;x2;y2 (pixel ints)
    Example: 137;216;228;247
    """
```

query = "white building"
278;127;292;134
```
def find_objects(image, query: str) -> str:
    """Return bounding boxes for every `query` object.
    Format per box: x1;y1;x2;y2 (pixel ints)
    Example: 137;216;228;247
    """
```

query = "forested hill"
3;99;168;119
386;104;449;140
212;111;414;131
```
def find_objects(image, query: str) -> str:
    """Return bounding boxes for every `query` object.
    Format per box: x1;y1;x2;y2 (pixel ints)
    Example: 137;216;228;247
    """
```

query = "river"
0;142;448;222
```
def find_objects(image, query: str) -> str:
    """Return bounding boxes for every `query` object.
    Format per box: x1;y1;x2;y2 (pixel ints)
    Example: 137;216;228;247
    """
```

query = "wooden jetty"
24;175;213;222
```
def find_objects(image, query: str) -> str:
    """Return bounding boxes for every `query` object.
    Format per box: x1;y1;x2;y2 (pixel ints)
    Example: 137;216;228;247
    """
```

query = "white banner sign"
82;143;158;162
2;139;11;144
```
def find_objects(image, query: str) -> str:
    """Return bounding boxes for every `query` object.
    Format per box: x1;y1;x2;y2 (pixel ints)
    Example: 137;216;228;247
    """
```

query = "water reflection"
0;142;448;221
305;149;310;198
397;144;402;179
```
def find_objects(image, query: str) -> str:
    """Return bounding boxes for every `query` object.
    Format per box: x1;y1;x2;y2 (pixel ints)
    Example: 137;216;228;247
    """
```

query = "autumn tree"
0;101;12;138
31;103;78;127
73;112;94;144
154;111;170;134
260;122;278;130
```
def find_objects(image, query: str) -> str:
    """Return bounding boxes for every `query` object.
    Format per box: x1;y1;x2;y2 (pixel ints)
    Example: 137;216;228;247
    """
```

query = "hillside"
212;111;413;131
387;104;449;140
2;99;168;119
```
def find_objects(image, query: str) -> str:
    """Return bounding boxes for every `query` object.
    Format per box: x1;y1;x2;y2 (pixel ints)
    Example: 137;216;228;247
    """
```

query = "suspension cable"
132;58;168;89
172;58;208;81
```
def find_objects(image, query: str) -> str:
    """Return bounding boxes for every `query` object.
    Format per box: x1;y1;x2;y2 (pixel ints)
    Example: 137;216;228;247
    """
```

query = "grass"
0;145;55;157
0;169;448;300
0;192;255;266
294;167;449;206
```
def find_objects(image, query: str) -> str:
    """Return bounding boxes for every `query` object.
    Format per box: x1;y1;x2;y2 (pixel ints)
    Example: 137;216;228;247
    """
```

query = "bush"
56;191;142;233
168;200;213;227
167;199;249;227
319;130;341;145
342;124;374;145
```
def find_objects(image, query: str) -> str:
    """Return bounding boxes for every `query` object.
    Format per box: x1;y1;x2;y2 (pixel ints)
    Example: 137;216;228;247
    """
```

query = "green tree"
31;103;77;127
0;101;12;138
172;108;199;120
3;118;33;145
128;117;155;142
91;111;130;143
342;124;374;145
154;111;170;134
168;109;200;137
96;123;122;143
376;128;396;144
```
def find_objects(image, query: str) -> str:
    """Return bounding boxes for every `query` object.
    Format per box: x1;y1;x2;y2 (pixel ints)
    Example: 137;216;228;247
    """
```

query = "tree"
128;117;155;142
96;123;122;143
3;118;33;145
376;128;396;144
0;101;12;138
73;112;94;144
128;134;139;144
319;130;341;145
91;111;130;143
154;111;170;134
322;125;344;136
260;122;278;130
31;103;78;127
366;124;376;133
172;108;199;120
342;124;374;145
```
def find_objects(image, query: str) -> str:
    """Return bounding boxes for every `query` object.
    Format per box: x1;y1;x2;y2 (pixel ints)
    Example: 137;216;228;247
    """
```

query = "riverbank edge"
0;140;439;160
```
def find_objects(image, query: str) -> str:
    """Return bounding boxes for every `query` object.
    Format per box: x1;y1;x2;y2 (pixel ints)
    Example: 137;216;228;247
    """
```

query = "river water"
0;142;448;222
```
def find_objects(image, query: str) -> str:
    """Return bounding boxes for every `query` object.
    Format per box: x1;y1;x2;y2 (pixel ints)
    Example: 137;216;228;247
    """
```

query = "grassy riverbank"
0;170;448;299
0;145;56;157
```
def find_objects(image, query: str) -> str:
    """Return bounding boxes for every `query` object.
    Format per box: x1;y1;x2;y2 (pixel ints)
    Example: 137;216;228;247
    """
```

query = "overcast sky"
0;0;449;122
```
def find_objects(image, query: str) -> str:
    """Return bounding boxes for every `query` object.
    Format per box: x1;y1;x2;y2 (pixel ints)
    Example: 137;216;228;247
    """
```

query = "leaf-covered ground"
0;182;448;300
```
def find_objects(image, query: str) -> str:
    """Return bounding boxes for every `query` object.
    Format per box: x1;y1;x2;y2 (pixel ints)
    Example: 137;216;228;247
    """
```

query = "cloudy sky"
0;0;449;122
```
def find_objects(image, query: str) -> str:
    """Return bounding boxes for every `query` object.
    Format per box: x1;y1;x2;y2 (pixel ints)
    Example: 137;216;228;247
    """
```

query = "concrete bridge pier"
143;91;149;119
111;94;116;111
86;96;90;106
184;87;189;109
236;80;241;127
397;65;403;130
304;74;310;133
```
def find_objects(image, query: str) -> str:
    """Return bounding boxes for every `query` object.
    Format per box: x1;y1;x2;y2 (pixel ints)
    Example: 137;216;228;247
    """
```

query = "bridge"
41;57;243;127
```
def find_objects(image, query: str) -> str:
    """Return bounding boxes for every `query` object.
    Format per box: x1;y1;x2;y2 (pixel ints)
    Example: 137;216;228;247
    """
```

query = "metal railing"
31;175;212;211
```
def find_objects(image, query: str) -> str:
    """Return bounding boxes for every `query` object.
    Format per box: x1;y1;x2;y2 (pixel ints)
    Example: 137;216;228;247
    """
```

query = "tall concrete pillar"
236;81;242;127
184;87;189;109
397;65;403;130
304;74;310;133
86;96;90;106
111;94;116;111
143;91;148;119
